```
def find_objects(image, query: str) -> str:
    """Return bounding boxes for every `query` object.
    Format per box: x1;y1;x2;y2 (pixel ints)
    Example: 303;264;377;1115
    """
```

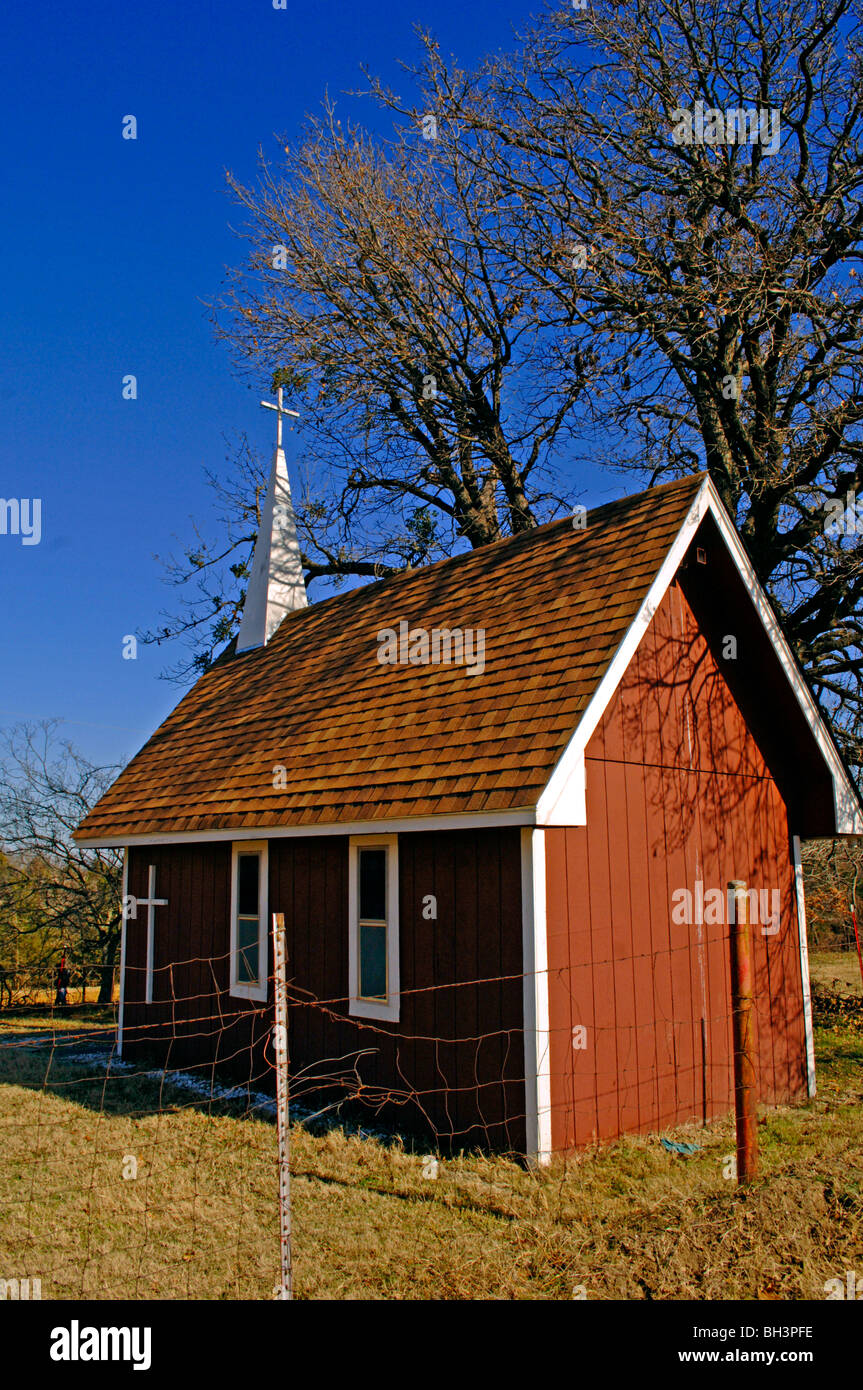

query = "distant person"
54;956;70;1007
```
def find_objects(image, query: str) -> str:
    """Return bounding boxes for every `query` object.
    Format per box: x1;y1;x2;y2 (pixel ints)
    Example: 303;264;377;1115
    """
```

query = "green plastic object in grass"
660;1137;701;1156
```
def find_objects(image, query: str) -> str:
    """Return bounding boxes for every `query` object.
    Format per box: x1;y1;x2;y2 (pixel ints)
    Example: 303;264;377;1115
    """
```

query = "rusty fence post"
272;911;293;1299
728;880;758;1184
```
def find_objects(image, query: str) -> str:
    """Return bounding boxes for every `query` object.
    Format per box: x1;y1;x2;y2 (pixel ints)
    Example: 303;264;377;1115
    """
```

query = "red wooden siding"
272;829;525;1150
123;843;271;1077
546;580;808;1151
125;828;526;1152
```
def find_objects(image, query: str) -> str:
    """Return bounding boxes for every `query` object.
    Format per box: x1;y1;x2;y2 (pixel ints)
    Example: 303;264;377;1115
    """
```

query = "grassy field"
810;949;863;996
0;966;861;1301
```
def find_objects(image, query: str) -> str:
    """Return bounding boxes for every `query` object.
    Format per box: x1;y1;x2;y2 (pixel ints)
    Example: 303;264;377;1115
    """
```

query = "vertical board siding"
546;580;807;1151
125;828;526;1153
122;843;271;1077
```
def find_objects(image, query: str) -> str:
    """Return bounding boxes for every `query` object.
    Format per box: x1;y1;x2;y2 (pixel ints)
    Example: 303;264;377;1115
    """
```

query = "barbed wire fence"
0;907;853;1302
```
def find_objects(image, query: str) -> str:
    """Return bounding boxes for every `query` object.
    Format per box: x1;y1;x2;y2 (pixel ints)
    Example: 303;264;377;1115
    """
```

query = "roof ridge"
241;470;709;650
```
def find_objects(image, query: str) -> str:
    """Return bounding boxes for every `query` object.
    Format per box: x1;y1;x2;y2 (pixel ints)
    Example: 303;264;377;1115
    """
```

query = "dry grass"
0;971;861;1301
809;949;863;996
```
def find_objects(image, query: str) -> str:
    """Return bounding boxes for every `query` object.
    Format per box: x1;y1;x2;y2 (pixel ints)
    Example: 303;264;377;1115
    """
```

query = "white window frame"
230;840;269;1002
349;834;399;1022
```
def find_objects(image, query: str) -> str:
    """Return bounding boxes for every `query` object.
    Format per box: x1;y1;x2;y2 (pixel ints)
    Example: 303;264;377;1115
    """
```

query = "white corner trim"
792;834;817;1098
537;479;713;826
521;827;552;1164
76;808;534;850
229;840;269;1003
117;848;129;1058
348;834;400;1023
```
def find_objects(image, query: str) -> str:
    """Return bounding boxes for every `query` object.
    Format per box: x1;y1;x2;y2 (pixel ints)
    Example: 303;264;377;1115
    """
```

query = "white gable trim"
537;477;862;834
521;828;552;1165
704;482;861;835
537;479;712;826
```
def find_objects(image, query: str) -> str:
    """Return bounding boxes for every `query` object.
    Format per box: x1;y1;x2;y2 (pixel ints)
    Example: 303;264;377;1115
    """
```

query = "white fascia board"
536;475;862;834
76;807;535;850
537;478;713;827
521;827;552;1165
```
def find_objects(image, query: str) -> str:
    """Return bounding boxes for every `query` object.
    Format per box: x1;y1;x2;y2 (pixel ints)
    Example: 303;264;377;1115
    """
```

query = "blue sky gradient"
0;0;620;769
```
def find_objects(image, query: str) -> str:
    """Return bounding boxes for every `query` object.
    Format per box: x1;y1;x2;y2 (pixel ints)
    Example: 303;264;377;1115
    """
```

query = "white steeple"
235;387;307;653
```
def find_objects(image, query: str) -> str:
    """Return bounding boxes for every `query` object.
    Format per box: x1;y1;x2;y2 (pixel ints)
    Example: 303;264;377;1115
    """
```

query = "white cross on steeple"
260;386;299;451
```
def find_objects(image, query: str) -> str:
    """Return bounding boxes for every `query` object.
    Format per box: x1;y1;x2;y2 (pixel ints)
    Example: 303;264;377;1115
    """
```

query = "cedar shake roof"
74;473;706;842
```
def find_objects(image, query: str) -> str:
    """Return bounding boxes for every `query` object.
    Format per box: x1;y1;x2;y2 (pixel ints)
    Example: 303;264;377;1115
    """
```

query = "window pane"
238;854;260;916
359;923;387;1000
238;917;259;983
359;848;386;922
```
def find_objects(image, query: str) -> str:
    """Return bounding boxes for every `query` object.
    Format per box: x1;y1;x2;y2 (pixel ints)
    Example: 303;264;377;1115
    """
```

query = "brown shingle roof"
74;473;705;842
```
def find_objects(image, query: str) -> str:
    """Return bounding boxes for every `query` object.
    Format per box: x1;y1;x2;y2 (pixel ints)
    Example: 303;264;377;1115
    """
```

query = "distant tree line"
0;723;123;1005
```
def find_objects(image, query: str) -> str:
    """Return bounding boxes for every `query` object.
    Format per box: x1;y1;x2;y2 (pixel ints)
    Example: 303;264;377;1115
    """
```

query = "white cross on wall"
136;864;168;1005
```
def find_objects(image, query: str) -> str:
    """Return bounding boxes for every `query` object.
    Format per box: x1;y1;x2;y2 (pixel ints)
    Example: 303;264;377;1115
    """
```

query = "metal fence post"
272;911;292;1298
728;880;758;1184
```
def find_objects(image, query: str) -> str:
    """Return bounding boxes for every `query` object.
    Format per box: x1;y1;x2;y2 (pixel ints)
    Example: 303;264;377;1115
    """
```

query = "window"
349;835;399;1021
230;842;268;1002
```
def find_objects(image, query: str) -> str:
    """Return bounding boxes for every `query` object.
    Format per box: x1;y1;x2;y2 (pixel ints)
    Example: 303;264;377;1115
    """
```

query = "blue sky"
0;0;617;769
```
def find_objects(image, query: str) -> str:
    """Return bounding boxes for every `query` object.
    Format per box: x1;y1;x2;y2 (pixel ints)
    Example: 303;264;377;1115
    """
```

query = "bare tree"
802;837;863;950
402;0;863;764
0;723;124;1003
150;1;863;769
146;95;595;680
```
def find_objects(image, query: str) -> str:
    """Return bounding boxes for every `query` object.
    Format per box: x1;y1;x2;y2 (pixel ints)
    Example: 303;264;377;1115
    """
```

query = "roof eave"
73;806;538;850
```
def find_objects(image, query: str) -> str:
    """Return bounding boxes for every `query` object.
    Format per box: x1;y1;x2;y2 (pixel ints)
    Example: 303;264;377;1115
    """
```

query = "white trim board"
537;476;862;834
348;834;400;1023
229;840;269;1004
77;808;534;850
117;848;129;1058
792;834;817;1098
521;827;552;1165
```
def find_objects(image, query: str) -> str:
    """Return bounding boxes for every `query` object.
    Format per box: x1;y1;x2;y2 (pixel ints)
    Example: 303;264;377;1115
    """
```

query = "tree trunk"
97;932;120;1004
